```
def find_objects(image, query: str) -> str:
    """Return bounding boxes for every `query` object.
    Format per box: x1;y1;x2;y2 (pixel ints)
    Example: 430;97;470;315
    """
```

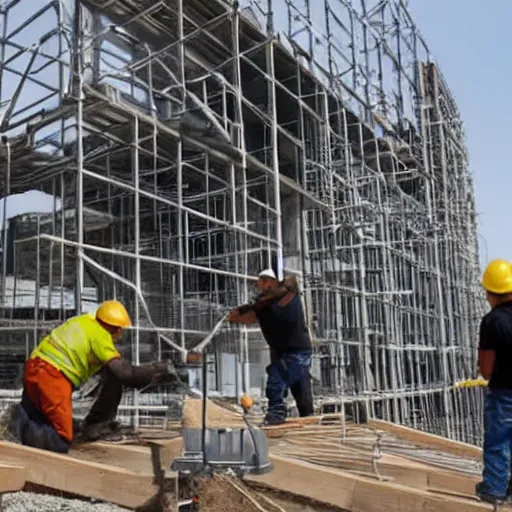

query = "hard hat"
481;259;512;295
258;268;277;280
96;300;132;328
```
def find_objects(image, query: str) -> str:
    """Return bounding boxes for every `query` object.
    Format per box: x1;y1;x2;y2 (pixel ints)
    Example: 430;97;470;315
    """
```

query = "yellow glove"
454;377;488;389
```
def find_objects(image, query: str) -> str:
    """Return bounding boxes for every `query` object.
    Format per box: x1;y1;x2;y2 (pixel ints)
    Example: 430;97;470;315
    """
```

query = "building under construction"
0;0;486;444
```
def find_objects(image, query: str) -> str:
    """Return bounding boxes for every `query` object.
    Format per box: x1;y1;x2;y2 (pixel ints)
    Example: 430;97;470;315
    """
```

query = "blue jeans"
265;350;314;424
480;389;512;498
6;398;70;453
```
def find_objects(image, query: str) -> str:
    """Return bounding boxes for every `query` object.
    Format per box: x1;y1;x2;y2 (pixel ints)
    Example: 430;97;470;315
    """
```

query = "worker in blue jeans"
228;269;314;425
476;259;512;504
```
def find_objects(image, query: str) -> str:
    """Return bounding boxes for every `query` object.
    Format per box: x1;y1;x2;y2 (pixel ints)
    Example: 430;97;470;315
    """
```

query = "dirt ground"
192;475;266;512
178;474;348;512
247;483;349;512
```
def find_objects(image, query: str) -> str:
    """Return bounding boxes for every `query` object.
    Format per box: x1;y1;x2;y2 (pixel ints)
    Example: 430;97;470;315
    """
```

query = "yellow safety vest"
30;313;120;388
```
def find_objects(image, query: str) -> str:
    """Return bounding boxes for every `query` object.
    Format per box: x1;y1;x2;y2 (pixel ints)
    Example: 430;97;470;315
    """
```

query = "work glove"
152;360;178;382
152;361;192;394
151;360;191;387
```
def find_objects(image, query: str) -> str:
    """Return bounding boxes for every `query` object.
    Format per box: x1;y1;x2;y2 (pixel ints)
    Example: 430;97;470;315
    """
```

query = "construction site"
0;0;492;510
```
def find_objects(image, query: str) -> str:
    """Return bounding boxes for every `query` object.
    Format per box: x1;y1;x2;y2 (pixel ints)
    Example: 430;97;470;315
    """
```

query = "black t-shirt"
479;301;512;389
255;294;312;355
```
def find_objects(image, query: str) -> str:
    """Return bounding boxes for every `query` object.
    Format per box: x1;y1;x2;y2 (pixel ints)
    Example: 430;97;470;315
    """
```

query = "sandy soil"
182;399;246;429
175;474;348;512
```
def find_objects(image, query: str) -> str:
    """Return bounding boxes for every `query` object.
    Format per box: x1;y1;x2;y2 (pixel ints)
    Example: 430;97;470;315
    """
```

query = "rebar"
0;0;485;443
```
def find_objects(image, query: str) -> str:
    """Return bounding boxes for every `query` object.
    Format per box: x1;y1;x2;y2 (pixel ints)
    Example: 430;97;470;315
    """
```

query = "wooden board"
77;429;480;502
65;433;483;511
70;443;155;474
70;438;183;475
428;487;479;501
267;422;482;498
272;440;481;496
0;441;159;509
367;420;482;459
245;454;493;512
0;463;26;493
182;399;341;430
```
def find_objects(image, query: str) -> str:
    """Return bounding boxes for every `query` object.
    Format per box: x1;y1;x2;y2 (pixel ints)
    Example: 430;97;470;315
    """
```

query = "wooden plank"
428;470;480;497
380;453;479;496
272;429;480;496
182;399;342;430
272;448;479;497
367;419;482;459
0;463;26;493
70;438;183;476
70;443;155;474
0;441;159;509
351;478;490;512
263;424;304;438
153;437;183;468
263;423;346;438
429;487;478;501
245;454;492;512
70;436;481;510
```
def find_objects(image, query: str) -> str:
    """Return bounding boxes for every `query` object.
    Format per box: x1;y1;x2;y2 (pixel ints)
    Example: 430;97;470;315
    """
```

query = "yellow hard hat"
481;259;512;295
96;300;132;328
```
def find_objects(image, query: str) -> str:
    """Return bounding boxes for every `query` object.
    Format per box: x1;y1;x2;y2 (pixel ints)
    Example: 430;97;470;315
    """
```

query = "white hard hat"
258;268;277;280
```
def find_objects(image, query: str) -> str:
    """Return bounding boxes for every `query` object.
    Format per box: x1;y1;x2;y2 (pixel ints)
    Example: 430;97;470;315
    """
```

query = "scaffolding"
0;0;486;444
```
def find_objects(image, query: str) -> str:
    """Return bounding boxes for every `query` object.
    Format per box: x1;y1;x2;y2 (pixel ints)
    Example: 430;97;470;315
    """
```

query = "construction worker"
228;269;314;425
476;259;512;504
2;300;181;453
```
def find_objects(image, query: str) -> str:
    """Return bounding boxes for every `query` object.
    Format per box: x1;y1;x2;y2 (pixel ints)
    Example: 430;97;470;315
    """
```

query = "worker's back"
482;301;512;390
30;314;120;388
256;294;312;355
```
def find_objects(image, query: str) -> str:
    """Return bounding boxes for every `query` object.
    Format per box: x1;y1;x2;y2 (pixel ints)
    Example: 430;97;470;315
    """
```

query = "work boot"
260;415;286;427
476;481;506;505
72;418;83;438
81;420;134;442
81;421;119;442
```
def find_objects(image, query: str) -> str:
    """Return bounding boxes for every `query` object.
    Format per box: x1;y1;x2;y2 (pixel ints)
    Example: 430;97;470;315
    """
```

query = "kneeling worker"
3;300;181;453
228;269;314;425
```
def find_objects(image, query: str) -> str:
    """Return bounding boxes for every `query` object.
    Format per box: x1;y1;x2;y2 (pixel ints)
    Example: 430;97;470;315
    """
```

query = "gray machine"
171;355;272;510
172;426;272;475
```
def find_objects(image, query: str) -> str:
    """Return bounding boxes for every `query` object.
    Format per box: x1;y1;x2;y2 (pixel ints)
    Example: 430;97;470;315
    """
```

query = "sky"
0;0;504;269
409;0;510;266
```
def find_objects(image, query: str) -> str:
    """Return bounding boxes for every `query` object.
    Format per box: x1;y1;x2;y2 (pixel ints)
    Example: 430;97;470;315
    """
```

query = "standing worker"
1;300;184;453
228;269;314;425
476;259;512;504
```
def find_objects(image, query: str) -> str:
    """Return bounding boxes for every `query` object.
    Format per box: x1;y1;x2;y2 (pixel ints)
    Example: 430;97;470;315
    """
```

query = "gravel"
0;492;131;512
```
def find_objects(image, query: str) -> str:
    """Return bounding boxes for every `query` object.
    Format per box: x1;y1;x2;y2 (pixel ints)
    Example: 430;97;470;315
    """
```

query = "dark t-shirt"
479;301;512;389
255;294;312;355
